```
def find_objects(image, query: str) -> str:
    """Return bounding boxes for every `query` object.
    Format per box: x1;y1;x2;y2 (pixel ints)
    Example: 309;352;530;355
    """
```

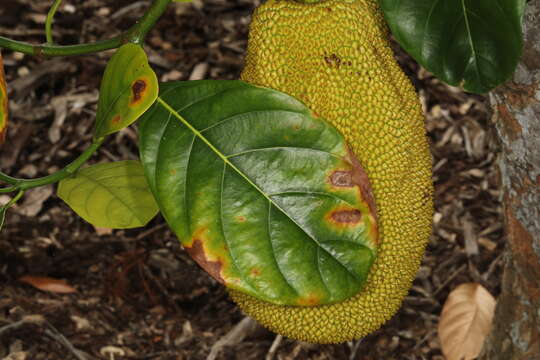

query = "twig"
348;339;363;360
265;334;283;360
206;317;259;360
44;322;90;360
0;319;28;337
482;252;504;282
0;315;45;338
433;263;467;296
0;316;91;360
135;223;168;241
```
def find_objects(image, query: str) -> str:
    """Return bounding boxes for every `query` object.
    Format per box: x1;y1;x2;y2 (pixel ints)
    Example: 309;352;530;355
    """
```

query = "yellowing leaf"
139;81;378;306
57;160;159;229
93;44;158;139
0;52;8;143
19;275;77;294
438;283;496;360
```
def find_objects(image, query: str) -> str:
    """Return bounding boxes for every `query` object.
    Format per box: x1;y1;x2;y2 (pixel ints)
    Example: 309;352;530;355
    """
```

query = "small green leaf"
93;44;158;139
57;160;159;229
139;80;378;306
379;0;525;93
0;52;8;143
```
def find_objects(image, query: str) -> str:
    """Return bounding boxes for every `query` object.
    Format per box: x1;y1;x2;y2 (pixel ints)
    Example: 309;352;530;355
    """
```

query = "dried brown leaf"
438;283;496;360
19;275;77;294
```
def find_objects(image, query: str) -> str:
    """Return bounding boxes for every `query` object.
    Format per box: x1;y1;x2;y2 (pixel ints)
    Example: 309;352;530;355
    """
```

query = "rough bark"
481;1;540;359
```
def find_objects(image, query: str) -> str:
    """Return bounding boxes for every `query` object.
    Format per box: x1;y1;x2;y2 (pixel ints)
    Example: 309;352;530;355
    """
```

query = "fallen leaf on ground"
438;283;496;360
19;275;77;294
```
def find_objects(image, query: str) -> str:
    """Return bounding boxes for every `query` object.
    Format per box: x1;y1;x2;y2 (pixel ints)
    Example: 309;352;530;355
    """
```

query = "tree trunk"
481;1;540;359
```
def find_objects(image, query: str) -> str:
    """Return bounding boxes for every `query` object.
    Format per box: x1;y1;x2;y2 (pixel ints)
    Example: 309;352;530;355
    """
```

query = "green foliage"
138;80;377;306
379;0;526;93
57;160;159;229
93;44;158;139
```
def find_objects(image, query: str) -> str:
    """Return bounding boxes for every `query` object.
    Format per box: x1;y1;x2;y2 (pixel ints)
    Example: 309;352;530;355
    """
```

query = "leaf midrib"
461;0;482;85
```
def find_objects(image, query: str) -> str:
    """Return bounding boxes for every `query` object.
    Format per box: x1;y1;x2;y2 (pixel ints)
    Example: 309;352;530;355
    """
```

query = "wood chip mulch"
0;1;503;359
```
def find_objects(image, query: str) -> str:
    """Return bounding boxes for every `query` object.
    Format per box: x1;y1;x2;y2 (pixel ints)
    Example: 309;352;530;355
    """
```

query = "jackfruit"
230;0;433;344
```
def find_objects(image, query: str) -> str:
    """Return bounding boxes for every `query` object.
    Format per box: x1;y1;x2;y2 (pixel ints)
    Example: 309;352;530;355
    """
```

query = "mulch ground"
0;1;504;359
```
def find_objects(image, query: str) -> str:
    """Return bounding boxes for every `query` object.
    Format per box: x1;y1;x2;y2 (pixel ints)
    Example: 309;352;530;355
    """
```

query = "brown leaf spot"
329;171;353;187
326;147;379;243
324;54;341;68
345;147;378;222
297;294;321;306
236;216;246;223
130;79;147;105
111;115;122;124
330;209;362;224
184;239;225;284
250;268;261;276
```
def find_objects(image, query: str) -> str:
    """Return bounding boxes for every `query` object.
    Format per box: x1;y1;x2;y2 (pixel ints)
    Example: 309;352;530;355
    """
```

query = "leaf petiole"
0;138;104;192
45;0;63;44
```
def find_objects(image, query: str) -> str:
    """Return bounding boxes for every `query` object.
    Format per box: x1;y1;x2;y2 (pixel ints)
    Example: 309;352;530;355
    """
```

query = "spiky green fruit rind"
232;0;433;344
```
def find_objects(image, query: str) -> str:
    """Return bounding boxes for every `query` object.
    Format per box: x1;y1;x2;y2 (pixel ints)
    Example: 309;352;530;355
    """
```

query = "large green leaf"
93;44;158;139
58;160;159;228
379;0;525;93
139;80;378;306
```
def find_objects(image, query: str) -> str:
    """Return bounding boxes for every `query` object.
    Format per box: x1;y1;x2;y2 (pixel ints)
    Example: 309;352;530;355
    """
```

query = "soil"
0;1;504;359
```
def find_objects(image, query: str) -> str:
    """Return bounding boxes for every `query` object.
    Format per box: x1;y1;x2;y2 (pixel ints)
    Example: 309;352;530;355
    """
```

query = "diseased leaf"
139;80;378;306
438;283;496;360
93;44;158;139
57;160;159;229
0;52;8;143
19;275;77;294
379;0;525;93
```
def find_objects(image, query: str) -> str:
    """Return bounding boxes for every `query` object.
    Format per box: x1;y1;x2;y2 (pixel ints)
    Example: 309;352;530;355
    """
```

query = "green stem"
5;189;24;208
0;0;172;56
0;139;103;191
45;0;63;44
